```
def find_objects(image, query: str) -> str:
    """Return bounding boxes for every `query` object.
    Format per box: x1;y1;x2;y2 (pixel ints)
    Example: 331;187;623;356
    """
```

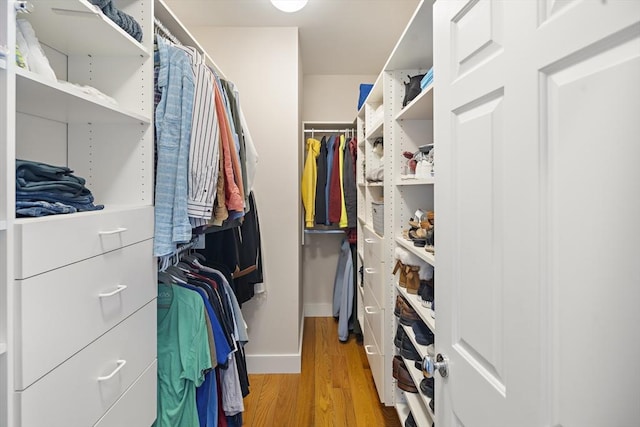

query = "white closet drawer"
17;301;156;427
364;285;385;351
363;315;385;403
93;360;157;427
363;260;386;312
363;225;383;262
15;239;156;389
14;205;154;279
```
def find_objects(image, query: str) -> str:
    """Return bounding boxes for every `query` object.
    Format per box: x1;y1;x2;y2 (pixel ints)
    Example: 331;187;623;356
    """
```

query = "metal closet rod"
304;129;354;133
154;17;181;45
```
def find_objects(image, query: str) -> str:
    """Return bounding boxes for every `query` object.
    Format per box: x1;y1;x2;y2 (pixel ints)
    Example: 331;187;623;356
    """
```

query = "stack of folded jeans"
16;159;104;217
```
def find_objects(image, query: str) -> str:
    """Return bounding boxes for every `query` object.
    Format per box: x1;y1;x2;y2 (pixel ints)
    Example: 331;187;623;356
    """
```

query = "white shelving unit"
2;1;156;425
356;1;436;424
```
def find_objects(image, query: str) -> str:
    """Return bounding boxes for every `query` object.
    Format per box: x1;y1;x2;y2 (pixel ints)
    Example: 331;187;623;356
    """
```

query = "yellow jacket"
301;138;321;227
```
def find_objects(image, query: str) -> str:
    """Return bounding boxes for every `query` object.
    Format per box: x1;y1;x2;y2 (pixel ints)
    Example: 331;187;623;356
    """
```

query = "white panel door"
434;1;640;426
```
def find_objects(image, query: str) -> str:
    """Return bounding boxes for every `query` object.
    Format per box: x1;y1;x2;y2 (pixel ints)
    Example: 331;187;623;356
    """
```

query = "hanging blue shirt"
154;37;195;257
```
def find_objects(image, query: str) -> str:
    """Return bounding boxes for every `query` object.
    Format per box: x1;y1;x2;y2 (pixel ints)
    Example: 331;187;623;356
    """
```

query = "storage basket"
371;200;384;236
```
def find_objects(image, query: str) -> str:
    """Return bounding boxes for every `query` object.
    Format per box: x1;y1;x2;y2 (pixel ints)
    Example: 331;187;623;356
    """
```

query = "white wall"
303;74;377;122
301;74;376;316
191;26;302;373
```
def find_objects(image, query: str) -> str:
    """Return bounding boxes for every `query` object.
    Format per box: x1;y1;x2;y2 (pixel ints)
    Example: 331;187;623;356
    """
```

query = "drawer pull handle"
98;227;128;236
364;345;376;355
364;306;380;314
97;359;127;381
364;268;376;274
364;238;375;244
98;284;128;298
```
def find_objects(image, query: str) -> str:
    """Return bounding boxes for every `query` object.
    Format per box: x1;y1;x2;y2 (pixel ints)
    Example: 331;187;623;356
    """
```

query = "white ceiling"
162;0;420;75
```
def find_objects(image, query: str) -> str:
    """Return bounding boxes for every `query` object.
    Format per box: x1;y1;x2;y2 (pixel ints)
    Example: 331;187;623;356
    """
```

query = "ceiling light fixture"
270;0;308;13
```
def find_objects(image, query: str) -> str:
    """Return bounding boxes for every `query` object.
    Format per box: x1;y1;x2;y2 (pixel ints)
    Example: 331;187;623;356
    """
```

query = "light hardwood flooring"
242;317;402;427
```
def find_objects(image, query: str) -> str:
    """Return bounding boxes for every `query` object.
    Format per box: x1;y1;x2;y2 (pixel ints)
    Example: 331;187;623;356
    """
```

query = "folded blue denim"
16;159;90;195
16;200;77;217
17;192;103;212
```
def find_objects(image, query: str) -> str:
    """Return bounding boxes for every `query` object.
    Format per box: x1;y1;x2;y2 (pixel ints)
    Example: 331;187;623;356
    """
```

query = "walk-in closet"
1;0;638;426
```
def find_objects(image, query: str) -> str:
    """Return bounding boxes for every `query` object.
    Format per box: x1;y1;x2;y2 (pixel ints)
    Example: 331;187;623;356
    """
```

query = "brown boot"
406;265;420;294
393;259;407;287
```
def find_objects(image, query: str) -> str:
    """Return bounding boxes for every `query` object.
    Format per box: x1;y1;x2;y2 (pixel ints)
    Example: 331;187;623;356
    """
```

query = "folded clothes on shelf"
88;0;143;42
16;159;104;216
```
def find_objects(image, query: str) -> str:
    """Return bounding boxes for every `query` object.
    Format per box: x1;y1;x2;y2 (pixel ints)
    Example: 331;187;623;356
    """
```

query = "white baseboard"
304;303;333;317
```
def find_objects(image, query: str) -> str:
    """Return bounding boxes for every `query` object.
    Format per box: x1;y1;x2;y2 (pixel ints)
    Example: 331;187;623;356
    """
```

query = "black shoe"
420;377;434;398
400;335;421;361
405;412;417;427
429;398;435;413
394;324;406;348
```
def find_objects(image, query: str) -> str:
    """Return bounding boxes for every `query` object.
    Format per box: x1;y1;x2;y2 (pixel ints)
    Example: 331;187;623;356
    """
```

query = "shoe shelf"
367;182;384;187
397;284;436;334
357;181;366;187
16;68;151;124
395;235;435;267
403;355;435;422
0;343;6;355
395;84;434;122
401;324;431;360
0;58;6;70
0;220;6;231
399;368;433;427
395;402;411;425
25;0;149;57
396;176;435;186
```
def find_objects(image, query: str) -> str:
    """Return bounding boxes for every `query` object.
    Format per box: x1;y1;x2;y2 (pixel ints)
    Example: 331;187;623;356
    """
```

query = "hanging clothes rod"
154;16;180;45
304;129;354;133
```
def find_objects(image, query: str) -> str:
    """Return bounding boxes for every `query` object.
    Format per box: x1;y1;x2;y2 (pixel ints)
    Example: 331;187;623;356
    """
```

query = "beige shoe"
405;265;420;294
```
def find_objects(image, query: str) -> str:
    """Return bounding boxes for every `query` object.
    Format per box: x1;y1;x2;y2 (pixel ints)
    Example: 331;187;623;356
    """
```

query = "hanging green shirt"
155;283;212;427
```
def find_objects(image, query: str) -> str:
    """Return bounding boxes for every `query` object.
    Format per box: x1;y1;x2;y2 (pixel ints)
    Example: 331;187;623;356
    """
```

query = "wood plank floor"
243;317;402;427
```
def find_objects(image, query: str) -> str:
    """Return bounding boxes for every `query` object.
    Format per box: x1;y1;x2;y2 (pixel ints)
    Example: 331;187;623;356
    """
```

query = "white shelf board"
364;223;383;240
0;57;6;70
365;119;384;140
395;402;411;425
402;385;433;427
16;68;151;124
0;220;6;231
397;176;435;186
398;284;436;334
396;236;436;267
358;249;364;261
357;215;366;225
401;324;432;360
357;181;366;187
25;0;148;57
367;182;384;187
365;72;384;106
383;0;433;71
396;84;434;121
0;343;6;355
403;356;436;422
